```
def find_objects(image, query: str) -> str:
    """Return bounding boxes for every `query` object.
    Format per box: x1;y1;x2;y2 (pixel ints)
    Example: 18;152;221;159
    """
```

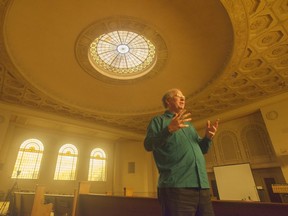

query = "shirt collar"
164;110;175;118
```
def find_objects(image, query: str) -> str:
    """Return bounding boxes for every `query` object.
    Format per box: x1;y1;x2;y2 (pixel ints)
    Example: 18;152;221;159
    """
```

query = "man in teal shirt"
144;88;218;216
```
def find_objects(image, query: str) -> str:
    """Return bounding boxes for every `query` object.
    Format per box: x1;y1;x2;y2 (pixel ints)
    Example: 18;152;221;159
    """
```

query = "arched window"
11;139;44;179
88;148;107;181
54;144;78;180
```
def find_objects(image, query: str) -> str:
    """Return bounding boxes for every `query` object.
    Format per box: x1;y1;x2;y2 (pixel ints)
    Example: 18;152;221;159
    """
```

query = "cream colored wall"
260;98;288;182
0;112;157;197
195;111;286;201
0;111;11;165
0;119;115;196
113;140;157;197
128;111;286;200
202;111;279;169
0;102;287;202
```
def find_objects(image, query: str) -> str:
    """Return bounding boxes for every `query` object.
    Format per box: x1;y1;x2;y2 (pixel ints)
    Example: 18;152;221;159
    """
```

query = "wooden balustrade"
212;200;288;216
76;194;288;216
13;191;73;216
11;182;288;216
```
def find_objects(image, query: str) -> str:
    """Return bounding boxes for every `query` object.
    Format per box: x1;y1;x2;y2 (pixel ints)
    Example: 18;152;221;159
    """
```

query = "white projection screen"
213;163;260;201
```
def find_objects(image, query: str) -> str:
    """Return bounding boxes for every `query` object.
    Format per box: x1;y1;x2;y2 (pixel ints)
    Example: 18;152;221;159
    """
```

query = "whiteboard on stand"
213;163;260;201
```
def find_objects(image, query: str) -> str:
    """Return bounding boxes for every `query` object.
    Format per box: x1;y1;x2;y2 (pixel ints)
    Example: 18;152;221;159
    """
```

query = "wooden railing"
13;190;73;216
78;194;161;216
212;200;288;216
11;182;288;216
76;194;288;216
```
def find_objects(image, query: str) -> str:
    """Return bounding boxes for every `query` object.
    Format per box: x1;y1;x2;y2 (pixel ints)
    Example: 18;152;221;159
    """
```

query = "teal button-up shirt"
144;111;212;188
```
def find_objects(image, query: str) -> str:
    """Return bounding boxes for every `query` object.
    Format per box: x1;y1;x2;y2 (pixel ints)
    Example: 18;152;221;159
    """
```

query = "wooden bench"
212;200;288;216
13;190;73;216
76;194;288;216
78;194;161;216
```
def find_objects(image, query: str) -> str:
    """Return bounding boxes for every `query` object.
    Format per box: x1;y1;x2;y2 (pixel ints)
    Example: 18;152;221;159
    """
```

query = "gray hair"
161;88;179;108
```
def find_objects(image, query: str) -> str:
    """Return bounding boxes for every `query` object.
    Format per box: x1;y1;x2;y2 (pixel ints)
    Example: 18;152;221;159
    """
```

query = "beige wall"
0;110;11;165
113;140;156;197
204;111;279;169
0;118;115;196
0;106;155;198
0;101;287;202
260;98;288;182
196;110;286;202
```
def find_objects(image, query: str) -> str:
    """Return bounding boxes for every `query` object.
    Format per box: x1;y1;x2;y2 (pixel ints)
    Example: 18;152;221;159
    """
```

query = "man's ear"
165;98;170;107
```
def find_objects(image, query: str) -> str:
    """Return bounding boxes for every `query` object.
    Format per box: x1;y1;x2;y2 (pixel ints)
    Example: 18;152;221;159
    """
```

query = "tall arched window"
54;144;78;180
12;139;44;179
88;148;107;181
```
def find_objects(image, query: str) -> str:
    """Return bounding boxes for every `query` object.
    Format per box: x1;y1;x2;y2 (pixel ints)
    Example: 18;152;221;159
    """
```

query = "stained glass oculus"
89;31;156;79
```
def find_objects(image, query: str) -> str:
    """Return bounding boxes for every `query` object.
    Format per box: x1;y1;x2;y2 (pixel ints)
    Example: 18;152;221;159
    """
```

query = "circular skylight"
75;17;168;84
88;31;156;79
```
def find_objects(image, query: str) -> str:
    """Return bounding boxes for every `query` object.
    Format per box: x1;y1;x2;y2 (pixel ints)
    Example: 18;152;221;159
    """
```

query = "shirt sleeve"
198;135;212;154
144;117;171;151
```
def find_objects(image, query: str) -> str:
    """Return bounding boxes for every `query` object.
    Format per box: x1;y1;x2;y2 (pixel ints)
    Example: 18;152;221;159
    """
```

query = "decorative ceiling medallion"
75;16;168;84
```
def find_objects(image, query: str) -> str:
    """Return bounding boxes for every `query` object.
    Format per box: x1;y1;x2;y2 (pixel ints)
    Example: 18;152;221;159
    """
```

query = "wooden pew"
212;200;288;216
78;194;161;216
45;194;74;216
72;181;91;216
14;192;34;216
76;193;288;216
31;186;53;216
13;186;288;216
13;191;73;216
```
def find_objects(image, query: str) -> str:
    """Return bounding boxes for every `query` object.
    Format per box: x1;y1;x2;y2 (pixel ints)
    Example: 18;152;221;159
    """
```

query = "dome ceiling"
0;0;288;136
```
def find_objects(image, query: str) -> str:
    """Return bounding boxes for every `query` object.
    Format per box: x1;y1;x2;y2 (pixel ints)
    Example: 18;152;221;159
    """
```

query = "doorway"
264;178;282;203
